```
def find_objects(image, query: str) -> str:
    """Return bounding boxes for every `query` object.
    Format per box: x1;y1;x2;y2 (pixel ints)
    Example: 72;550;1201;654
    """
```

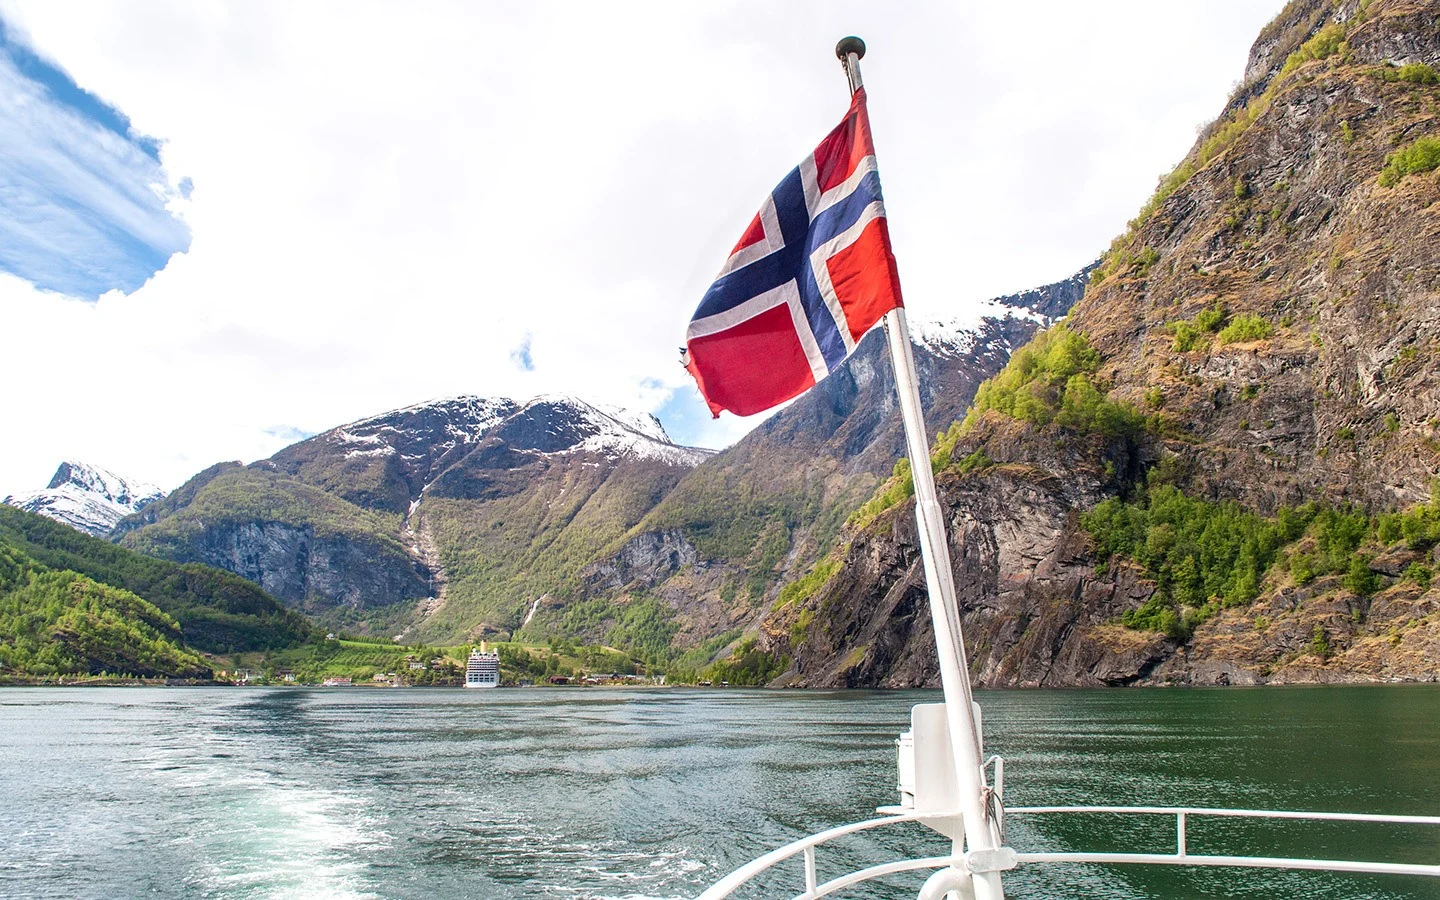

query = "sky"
0;0;1282;496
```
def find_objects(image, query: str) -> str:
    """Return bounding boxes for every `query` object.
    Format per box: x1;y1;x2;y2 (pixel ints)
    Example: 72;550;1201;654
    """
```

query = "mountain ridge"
521;264;1096;650
115;392;715;636
107;264;1092;650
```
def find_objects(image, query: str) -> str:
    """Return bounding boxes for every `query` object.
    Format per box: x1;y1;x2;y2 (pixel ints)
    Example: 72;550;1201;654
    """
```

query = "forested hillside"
1;505;309;655
0;542;210;680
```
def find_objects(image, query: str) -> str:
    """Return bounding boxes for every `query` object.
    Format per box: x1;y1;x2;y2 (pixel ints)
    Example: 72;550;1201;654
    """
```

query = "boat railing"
696;805;1440;900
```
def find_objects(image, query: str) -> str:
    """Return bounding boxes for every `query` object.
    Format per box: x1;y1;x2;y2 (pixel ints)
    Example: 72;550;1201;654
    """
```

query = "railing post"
804;846;818;894
1177;812;1187;858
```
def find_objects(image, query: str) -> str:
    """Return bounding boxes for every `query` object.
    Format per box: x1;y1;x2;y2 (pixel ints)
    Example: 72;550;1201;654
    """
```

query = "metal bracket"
966;847;1019;874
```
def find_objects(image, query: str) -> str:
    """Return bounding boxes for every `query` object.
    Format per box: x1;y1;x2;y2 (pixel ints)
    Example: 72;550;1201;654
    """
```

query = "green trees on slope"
1378;136;1440;188
958;325;1144;438
1085;486;1308;637
1086;481;1440;640
0;505;309;653
0;545;211;679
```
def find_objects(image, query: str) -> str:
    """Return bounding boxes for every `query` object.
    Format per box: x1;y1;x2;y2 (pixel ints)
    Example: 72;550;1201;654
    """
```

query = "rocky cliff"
764;0;1440;688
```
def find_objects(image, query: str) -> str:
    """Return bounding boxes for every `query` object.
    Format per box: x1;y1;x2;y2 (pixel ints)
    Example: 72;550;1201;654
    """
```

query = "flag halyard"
685;87;903;418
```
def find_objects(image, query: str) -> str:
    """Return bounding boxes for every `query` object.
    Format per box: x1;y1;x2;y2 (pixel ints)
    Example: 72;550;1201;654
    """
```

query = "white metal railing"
696;806;1440;900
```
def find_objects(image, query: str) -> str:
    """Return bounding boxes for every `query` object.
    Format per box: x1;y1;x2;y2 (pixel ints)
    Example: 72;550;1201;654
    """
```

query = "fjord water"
1;686;1437;899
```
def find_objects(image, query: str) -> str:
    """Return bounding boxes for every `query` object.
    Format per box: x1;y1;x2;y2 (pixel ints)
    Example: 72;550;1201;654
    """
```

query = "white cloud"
0;0;1280;494
0;43;189;298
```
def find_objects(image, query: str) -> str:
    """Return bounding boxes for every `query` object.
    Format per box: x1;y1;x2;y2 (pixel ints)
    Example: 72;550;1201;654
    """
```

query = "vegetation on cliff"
423;455;697;638
123;467;408;553
956;325;1145;438
1378;135;1440;187
0;505;309;653
699;636;790;686
1086;475;1440;640
557;594;679;664
765;0;1440;687
846;458;915;530
1086;484;1309;637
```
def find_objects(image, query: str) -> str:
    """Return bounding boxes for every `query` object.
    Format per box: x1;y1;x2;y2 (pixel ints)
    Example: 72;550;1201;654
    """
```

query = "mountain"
759;0;1440;687
116;394;713;638
5;461;163;537
546;266;1093;651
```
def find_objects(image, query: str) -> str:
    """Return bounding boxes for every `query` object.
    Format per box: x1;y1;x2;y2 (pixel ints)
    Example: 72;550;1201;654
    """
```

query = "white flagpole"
835;37;1006;900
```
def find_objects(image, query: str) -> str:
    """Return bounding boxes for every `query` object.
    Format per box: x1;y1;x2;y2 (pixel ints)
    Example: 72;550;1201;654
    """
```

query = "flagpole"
835;37;1006;900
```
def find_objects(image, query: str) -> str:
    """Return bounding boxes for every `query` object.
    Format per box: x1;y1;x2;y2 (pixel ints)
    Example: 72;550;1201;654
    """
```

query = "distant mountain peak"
512;394;712;466
5;460;164;537
915;262;1097;359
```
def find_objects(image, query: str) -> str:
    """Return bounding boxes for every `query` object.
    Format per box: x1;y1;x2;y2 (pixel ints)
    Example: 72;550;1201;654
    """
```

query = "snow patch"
524;394;714;466
917;298;1053;358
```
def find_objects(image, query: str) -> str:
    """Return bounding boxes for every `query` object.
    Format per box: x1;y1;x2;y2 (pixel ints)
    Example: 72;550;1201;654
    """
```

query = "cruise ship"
464;644;500;688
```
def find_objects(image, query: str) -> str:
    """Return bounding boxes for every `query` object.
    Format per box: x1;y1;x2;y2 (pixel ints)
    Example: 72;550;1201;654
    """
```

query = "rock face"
190;521;430;616
771;424;1168;688
582;530;701;596
4;461;163;537
768;0;1440;688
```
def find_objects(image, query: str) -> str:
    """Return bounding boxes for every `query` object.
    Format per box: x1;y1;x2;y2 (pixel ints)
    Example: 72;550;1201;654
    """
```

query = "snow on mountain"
521;394;715;466
302;393;713;479
337;395;518;460
916;298;1049;358
4;461;164;537
915;263;1096;358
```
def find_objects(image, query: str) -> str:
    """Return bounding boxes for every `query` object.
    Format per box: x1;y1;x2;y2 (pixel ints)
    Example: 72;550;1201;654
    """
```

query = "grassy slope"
419;454;693;639
267;435;414;514
123;466;407;551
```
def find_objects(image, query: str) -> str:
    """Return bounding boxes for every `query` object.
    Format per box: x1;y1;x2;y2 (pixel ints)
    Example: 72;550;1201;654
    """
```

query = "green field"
211;636;677;686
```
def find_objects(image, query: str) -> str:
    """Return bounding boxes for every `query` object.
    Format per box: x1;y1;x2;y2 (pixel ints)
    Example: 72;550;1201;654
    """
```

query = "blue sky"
0;18;189;300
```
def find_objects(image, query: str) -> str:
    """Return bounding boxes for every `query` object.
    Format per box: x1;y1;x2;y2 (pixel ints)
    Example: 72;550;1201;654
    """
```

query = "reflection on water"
0;685;1438;898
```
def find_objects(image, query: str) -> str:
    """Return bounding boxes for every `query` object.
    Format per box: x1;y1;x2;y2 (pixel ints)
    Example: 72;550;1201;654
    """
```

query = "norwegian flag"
684;87;903;418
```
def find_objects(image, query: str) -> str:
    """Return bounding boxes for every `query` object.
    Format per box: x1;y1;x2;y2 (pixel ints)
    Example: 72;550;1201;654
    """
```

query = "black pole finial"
835;36;866;61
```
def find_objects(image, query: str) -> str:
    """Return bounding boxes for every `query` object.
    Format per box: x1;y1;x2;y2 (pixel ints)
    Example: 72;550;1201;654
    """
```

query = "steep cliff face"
769;0;1440;688
188;520;429;618
769;423;1167;688
1077;0;1440;514
119;465;429;623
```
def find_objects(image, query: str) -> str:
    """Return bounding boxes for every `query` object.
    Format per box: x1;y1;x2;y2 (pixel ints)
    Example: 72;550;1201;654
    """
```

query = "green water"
0;684;1436;898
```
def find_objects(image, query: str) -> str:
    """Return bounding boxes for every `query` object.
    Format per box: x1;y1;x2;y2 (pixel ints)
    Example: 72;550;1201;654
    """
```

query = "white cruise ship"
464;644;500;688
